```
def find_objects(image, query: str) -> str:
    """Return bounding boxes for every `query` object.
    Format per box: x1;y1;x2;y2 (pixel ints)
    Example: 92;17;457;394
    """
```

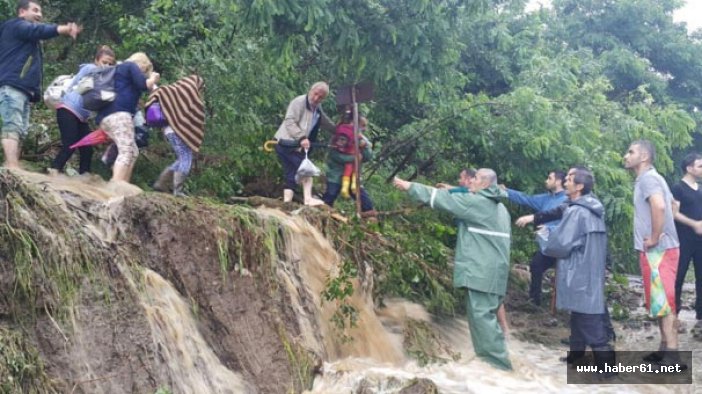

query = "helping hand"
393;177;411;191
67;23;82;39
515;214;534;228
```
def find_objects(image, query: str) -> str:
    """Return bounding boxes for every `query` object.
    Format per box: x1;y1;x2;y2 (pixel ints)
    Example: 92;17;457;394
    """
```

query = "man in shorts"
624;139;681;366
0;0;81;168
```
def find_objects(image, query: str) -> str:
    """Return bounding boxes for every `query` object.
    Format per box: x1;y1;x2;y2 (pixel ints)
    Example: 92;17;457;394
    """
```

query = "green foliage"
404;319;460;367
277;325;315;392
6;0;701;318
321;255;359;340
0;1;12;20
611;273;629;287
550;0;702;109
0;327;52;394
367;208;458;315
239;0;467;90
610;301;630;321
0;172;110;320
189;165;243;200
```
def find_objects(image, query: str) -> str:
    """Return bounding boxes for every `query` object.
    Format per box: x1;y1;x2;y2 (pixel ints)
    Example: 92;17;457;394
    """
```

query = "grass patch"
0;326;54;394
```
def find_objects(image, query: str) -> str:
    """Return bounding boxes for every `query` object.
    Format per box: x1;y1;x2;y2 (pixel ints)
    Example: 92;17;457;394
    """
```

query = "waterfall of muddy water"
120;264;251;394
308;295;698;393
254;208;405;364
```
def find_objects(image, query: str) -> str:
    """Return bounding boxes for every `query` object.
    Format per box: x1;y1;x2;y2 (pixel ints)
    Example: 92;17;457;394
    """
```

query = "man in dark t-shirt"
672;153;702;321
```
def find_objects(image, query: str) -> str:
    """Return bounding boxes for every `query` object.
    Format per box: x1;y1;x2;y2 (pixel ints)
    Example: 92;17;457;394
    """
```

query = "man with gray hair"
274;81;335;205
393;168;512;370
539;167;614;373
624;139;681;366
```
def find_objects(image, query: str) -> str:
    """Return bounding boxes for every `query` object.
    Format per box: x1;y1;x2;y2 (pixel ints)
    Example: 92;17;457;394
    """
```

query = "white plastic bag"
295;149;320;183
43;74;73;108
72;74;93;94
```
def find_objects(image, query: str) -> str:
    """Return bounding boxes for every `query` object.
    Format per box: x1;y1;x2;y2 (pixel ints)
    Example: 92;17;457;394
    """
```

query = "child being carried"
330;111;368;198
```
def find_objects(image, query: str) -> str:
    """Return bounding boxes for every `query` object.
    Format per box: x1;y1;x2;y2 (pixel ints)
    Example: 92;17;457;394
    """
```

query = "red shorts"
639;247;679;317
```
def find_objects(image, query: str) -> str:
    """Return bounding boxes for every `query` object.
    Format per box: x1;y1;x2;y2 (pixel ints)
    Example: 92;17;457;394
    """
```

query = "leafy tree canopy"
2;0;700;277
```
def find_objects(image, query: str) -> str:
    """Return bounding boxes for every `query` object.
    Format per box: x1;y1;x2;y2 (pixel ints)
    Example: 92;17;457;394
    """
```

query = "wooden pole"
550;268;557;315
352;87;362;217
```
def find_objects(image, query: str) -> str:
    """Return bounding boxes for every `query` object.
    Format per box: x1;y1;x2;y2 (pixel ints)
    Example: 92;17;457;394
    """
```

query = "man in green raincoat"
394;168;512;370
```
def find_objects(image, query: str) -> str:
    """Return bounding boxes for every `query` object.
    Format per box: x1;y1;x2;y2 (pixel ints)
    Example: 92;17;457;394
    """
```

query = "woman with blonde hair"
95;52;159;182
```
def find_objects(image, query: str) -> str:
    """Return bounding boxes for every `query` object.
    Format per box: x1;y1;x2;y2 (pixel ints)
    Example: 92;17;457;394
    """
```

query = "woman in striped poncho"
146;75;205;196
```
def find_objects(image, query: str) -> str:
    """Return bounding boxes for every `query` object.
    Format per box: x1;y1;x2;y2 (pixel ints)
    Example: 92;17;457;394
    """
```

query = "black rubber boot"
592;346;617;379
643;351;663;362
560;350;586;365
656;348;688;371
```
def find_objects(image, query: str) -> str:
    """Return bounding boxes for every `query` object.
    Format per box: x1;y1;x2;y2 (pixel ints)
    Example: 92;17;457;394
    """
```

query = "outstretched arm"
515;214;534;227
56;23;81;39
319;110;336;133
395;177;476;220
507;189;550;211
534;203;568;226
435;182;455;190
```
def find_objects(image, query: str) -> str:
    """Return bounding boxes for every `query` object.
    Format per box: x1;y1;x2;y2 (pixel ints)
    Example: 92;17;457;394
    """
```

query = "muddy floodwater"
308;280;701;394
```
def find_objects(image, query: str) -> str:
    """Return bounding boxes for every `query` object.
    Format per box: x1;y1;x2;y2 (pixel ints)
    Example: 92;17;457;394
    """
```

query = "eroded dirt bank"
0;169;391;393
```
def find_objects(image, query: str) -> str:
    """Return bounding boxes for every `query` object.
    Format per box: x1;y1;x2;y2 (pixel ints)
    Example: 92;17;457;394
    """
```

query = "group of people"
273;81;376;215
3;0;702;377
1;1;205;195
390;140;700;374
265;78;702;373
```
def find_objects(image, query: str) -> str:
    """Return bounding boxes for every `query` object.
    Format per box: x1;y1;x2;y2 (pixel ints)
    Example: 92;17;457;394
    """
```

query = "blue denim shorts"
0;85;31;141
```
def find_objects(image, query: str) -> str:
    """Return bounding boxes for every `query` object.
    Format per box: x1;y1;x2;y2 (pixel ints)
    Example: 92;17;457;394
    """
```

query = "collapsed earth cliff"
0;169;405;393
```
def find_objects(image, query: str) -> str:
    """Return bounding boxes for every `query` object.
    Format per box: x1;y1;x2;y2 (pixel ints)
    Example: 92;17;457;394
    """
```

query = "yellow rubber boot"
340;176;351;199
350;173;357;195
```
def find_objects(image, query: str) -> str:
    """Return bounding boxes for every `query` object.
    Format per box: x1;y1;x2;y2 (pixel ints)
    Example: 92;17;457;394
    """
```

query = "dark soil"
504;264;572;345
0;170;322;394
121;195;310;393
